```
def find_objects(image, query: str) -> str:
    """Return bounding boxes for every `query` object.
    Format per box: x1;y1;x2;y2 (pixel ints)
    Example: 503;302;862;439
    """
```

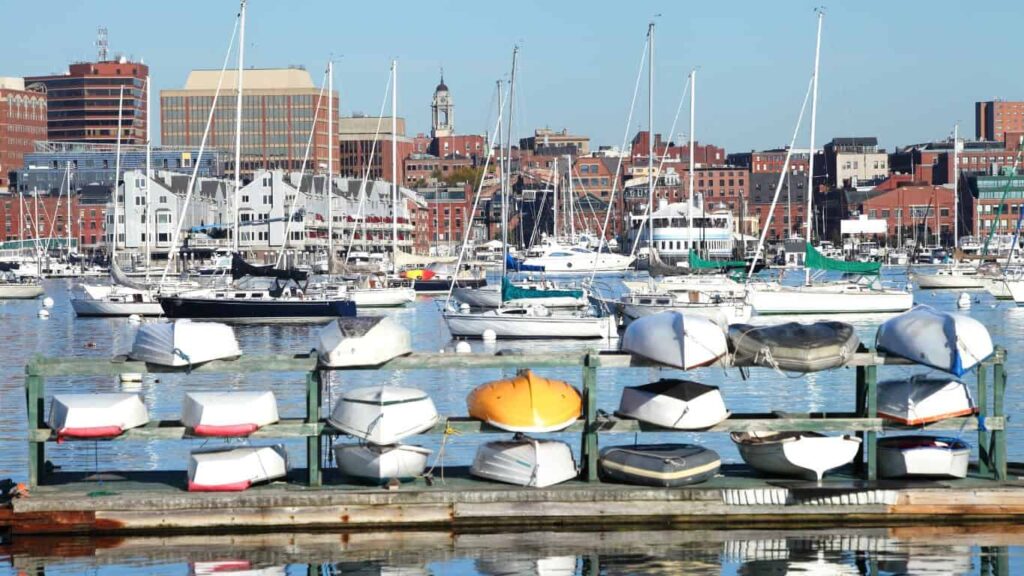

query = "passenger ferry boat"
626;199;735;265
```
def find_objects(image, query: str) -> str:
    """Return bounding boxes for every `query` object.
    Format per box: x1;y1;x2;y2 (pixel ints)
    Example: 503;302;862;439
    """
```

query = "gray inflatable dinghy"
598;443;720;487
728;321;859;372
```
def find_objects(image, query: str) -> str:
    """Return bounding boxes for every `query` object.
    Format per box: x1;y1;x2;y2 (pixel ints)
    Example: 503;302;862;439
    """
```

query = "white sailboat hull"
348;286;416;307
0;283;44;299
732;432;861;481
333;443;431;483
623;275;746;299
453;285;587;309
1006;278;1024;304
444;310;615;339
620;300;751;326
746;284;913;314
984;277;1012;299
914;271;984;289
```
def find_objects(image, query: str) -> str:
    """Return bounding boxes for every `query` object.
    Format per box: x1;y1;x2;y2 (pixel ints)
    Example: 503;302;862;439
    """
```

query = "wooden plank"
33;354;318;377
29;419;323;442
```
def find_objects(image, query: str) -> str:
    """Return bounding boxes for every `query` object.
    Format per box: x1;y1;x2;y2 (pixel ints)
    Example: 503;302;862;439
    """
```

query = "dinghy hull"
471;436;577;487
333;443;431;484
188;445;288;492
728;321;859;372
182;391;279;437
620;311;728;369
316;316;412;368
617;379;728;430
47;393;149;440
878;436;970;479
327;387;439;445
731;431;861;481
599;444;721;487
467;370;582;433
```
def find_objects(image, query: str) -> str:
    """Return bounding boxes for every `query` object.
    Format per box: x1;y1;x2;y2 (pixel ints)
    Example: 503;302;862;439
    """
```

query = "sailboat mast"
553;157;558;239
497;79;506;280
65;161;72;260
113;85;123;263
567;154;575;239
804;10;823;285
647;22;655;256
953;123;959;250
391;59;398;260
145;75;152;275
327;60;334;273
688;68;696;257
232;0;246;254
502;48;519;284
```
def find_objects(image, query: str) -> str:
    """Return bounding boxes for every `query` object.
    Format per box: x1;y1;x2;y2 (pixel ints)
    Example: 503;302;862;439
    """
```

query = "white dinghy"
731;431;862;481
877;376;976;426
616;379;729;430
182;391;279;437
875;305;993;377
620;311;728;370
327;387;439;445
333;443;432;484
47;393;149;440
316;316;412;368
187;445;288;492
129;320;242;367
471;434;578;488
878;435;970;479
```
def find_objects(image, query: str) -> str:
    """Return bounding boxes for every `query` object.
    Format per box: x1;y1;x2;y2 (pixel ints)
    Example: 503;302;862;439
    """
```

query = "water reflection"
2;527;1017;575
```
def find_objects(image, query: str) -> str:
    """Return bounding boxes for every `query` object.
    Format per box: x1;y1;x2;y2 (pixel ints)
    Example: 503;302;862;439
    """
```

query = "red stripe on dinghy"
57;426;124;442
191;424;260;437
188;480;252;492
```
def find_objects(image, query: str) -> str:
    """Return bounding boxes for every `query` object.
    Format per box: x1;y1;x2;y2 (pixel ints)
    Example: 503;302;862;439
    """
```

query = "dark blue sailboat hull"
160;296;356;322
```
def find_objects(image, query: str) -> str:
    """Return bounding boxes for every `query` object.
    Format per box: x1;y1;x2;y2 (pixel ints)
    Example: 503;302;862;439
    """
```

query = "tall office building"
161;67;337;180
25;57;149;145
976;100;1024;142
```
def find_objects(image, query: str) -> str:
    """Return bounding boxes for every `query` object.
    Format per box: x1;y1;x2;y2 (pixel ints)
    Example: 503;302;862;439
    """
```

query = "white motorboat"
877;435;970;479
327;386;439;445
731;431;862;481
616;291;752;326
453;280;588;309
877;376;975;426
342;276;416;307
182;391;279;437
875;305;993;376
316;316;412;368
913;266;984;289
984;276;1012;300
333;443;431;484
616;379;729;430
443;306;616;339
71;284;165;317
520;241;634;274
471;435;578;488
187;445;288;492
0;273;44;299
47;393;149;439
129;319;242;367
620;311;728;370
746;280;913;315
1005;275;1024;305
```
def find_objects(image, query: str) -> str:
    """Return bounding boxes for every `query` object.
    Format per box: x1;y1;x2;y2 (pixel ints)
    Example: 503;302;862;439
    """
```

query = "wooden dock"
5;347;1018;535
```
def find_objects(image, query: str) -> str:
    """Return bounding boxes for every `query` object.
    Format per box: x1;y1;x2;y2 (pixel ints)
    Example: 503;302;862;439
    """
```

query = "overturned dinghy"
182;391;279;437
729;321;859;372
316;316;412;368
878;376;976;426
327;387;439;445
471;434;577;487
599;444;721;487
333;443;432;484
188;445;288;492
731;431;861;481
617;379;728;430
876;305;993;376
467;369;582;433
48;393;149;439
878;435;970;479
129;319;242;368
620;311;728;370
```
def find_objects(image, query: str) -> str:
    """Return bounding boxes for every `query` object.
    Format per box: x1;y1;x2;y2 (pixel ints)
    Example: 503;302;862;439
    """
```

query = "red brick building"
0;192;83;246
0;78;48;189
845;179;961;244
404;154;475;187
629;131;726;167
418;185;473;245
27;59;148;145
976;100;1024;142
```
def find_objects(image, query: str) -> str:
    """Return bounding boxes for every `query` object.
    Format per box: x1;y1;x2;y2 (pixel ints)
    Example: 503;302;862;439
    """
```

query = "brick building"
629;131;726;167
417;184;473;246
338;115;414;184
0;78;48;189
27;58;148;145
0;191;80;247
843;180;961;246
976;100;1024;142
747;171;809;242
403;153;474;187
728;148;811;174
890;139;1019;185
520;128;590;156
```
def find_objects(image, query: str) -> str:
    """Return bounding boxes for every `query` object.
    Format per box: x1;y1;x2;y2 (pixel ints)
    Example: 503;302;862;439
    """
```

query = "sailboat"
744;12;913;316
442;49;615;339
0;271;44;299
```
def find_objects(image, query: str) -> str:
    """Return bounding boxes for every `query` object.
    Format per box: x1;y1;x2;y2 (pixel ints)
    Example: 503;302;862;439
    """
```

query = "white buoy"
957;293;971;309
482;329;497;342
119;372;143;383
37;309;50;319
42;296;54;308
455;341;472;354
128;314;142;324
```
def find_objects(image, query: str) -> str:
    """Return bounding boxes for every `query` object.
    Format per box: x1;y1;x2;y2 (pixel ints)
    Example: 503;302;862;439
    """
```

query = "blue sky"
6;0;1023;153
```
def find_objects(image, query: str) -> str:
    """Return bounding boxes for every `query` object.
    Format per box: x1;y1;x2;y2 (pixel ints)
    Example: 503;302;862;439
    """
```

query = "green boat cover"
804;242;880;275
501;277;583;302
688;250;748;270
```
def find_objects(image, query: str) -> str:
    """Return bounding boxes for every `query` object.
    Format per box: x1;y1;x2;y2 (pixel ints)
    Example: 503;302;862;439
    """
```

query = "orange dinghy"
467;369;582;432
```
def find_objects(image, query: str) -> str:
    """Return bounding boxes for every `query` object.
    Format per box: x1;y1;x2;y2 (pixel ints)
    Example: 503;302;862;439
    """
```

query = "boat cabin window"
251;293;262;298
656;298;672;305
505;309;528;315
235;293;247;298
550;252;573;257
570;248;591;254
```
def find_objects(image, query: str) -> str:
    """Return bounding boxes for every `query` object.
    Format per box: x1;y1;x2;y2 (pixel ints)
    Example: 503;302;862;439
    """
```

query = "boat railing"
22;346;1008;488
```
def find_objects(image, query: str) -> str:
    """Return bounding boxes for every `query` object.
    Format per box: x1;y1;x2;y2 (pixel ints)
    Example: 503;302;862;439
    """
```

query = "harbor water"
1;267;1022;574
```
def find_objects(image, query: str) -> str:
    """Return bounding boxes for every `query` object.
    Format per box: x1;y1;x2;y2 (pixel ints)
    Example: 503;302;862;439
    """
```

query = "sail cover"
804;243;880;275
506;253;544;272
687;250;748;270
231;253;308;282
110;260;148;290
501;277;582;301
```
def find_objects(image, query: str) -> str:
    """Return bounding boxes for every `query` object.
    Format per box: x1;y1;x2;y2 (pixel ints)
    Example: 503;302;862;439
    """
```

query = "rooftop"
180;68;316;91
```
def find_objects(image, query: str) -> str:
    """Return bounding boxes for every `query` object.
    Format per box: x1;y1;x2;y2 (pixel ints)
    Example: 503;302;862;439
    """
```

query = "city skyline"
5;1;1024;153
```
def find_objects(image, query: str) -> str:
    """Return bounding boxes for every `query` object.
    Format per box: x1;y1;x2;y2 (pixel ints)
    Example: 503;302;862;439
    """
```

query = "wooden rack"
24;347;1008;488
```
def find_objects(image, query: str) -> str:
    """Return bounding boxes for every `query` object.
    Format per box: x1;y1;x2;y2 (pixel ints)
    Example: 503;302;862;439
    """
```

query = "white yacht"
520;239;633;273
627;199;736;264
